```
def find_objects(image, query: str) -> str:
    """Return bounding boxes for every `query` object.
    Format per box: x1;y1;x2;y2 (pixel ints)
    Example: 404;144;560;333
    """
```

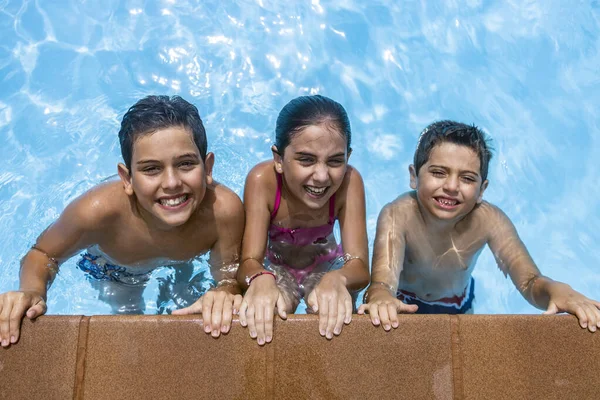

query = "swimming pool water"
1;0;599;315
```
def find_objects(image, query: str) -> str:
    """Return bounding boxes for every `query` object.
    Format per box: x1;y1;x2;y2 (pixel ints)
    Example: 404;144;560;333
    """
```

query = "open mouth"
157;194;190;209
304;185;328;198
434;196;460;210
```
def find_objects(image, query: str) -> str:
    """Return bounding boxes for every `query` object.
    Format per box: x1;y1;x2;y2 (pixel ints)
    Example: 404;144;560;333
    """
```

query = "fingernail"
326;332;333;339
250;331;257;338
222;325;230;333
1;340;7;347
582;323;588;328
204;325;211;333
334;328;341;335
10;336;16;343
591;326;597;332
384;324;391;331
212;330;219;336
319;329;325;336
258;338;264;345
392;322;399;328
374;318;380;325
266;336;272;343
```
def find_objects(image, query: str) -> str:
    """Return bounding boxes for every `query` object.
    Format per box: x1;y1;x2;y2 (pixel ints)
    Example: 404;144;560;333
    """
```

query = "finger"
238;300;248;327
307;291;318;313
344;296;353;325
210;294;225;337
325;297;338;339
399;302;419;314
1;302;13;347
9;301;31;344
388;303;399;329
333;300;346;336
220;296;233;334
276;294;288;320
26;300;47;319
318;296;329;337
542;302;559;315
172;300;202;315
369;303;381;326
572;305;588;329
378;303;391;331
357;304;367;315
246;304;258;340
254;304;266;346
232;295;243;316
264;303;274;343
583;303;597;333
202;295;214;334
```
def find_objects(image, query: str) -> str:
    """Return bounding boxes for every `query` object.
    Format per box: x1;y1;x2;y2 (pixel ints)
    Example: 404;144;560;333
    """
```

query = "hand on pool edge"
306;272;354;340
357;290;418;331
542;286;600;333
172;290;242;338
0;290;47;347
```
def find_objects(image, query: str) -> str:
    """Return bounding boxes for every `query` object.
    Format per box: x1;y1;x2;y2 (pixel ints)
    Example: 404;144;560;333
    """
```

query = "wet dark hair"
118;95;207;170
274;95;352;156
414;120;493;182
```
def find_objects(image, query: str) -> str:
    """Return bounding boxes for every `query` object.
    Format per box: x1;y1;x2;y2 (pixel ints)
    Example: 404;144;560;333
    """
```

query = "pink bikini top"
268;173;336;247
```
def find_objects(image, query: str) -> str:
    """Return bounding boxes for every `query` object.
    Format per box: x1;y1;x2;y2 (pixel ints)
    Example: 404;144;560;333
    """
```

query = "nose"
312;163;329;183
161;167;182;190
443;174;459;193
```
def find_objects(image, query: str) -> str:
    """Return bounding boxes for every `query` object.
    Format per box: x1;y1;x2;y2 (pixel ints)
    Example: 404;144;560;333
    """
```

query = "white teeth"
159;195;187;207
305;186;327;195
438;198;457;206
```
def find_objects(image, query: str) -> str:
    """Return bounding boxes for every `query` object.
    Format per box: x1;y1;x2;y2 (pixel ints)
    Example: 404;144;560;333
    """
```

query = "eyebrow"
136;153;200;165
429;165;480;176
294;151;346;158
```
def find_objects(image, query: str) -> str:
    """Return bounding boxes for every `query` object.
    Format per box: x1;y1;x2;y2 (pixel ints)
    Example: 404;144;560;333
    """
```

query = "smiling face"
273;124;349;210
118;126;213;230
410;142;488;223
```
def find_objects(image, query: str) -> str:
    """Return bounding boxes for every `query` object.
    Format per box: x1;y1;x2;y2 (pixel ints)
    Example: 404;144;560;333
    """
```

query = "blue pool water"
0;0;599;315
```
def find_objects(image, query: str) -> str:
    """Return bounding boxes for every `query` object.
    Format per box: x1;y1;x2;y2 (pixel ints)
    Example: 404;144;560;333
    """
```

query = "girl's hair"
414;120;493;181
274;95;352;156
118;95;207;170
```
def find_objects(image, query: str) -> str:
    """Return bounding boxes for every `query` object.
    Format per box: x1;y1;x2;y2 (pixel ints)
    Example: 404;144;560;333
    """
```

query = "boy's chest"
404;232;486;272
101;228;216;265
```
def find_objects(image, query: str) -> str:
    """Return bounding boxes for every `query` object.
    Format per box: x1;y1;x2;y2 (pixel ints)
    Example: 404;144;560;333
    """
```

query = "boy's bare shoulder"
67;180;128;228
385;191;419;214
208;182;244;221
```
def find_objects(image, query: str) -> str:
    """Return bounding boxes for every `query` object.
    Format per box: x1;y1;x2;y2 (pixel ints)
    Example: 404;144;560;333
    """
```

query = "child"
358;120;600;332
237;95;370;345
0;95;245;347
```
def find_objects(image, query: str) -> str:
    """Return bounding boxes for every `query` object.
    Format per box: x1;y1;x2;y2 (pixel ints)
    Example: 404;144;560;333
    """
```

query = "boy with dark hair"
359;120;600;332
0;95;245;347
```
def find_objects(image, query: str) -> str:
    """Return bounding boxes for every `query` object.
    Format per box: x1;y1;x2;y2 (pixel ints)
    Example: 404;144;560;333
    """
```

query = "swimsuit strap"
270;172;283;221
328;193;336;225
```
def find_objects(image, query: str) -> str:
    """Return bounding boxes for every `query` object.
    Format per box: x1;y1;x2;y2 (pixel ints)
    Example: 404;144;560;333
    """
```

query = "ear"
409;164;418;190
204;152;215;185
271;145;283;174
477;179;489;204
118;163;134;196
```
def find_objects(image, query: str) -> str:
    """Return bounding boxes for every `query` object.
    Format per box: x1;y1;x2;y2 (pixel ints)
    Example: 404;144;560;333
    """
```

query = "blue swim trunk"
76;252;152;285
397;278;475;314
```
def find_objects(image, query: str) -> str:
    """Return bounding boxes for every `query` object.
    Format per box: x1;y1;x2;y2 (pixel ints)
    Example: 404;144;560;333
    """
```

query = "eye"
297;157;315;164
141;166;160;174
327;159;345;167
461;176;476;183
431;170;445;177
178;160;197;169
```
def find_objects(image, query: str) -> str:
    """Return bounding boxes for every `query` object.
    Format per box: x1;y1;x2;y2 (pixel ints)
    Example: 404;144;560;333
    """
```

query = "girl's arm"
236;162;287;345
306;167;370;339
486;203;600;332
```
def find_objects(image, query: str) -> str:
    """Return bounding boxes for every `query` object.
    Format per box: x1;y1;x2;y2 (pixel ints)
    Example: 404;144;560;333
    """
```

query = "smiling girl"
237;95;369;345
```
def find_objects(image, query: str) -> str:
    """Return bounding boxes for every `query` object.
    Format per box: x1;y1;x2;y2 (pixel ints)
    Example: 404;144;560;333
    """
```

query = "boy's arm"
1;190;108;346
358;200;418;329
306;167;370;339
487;204;600;331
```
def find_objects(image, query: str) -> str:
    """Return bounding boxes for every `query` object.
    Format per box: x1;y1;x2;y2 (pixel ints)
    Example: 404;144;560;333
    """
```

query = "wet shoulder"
68;180;128;227
466;200;508;237
379;191;420;226
209;182;244;220
246;160;277;188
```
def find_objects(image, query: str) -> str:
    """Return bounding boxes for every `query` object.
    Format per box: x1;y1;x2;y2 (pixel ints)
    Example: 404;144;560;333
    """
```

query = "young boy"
0;95;245;347
358;120;600;332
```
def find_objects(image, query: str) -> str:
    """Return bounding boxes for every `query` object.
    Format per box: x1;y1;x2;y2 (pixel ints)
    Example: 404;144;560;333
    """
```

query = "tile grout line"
73;316;90;400
450;315;464;400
